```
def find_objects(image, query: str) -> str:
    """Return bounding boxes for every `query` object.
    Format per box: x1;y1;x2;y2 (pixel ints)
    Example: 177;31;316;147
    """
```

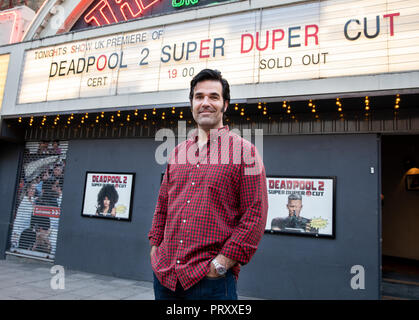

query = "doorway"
381;134;419;299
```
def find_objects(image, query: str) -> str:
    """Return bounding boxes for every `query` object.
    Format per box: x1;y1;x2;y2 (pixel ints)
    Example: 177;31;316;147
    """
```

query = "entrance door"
381;134;419;299
8;140;68;261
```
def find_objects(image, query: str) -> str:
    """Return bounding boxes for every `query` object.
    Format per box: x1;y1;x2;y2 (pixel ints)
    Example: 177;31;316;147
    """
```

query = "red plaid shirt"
148;126;268;291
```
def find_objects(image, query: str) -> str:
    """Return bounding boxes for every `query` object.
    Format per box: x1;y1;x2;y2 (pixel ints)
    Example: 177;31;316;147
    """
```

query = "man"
271;193;318;233
148;69;268;300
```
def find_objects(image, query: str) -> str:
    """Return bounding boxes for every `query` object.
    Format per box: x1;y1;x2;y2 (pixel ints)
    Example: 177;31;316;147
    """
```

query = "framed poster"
81;172;135;221
406;174;419;191
265;176;336;238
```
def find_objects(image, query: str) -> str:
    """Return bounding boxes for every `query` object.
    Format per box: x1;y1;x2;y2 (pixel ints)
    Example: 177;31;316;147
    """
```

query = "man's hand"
150;246;158;259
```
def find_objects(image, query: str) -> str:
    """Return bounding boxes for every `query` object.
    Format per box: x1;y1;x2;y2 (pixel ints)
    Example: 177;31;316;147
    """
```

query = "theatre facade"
1;0;419;299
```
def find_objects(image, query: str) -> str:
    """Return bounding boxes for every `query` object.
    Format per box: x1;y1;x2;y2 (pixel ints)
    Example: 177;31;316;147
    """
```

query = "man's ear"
223;101;229;113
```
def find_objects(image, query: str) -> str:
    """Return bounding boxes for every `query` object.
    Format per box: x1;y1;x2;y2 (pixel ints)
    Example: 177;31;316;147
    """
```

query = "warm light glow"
406;168;419;175
394;94;401;109
364;96;370;111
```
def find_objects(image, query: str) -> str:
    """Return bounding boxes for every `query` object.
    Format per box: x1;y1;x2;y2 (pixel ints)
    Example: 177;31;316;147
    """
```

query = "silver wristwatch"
212;258;227;276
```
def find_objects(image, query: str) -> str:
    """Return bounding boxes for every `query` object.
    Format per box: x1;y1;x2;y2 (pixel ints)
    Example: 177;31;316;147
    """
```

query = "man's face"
287;200;303;217
191;80;228;131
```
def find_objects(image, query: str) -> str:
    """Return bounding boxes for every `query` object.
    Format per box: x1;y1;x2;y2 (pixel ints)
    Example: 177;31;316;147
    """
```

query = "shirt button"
196;164;200;168
177;260;180;264
191;182;195;186
187;200;190;204
180;240;183;244
183;219;186;223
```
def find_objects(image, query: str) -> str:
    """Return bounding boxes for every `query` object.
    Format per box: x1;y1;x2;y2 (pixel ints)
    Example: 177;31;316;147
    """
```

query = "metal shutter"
8;140;68;261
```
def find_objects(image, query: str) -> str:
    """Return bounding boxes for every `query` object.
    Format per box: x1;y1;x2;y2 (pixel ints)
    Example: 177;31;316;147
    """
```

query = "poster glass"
265;176;336;238
81;172;135;221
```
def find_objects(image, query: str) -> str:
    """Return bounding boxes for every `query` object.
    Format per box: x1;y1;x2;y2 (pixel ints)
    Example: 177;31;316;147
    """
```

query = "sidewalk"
0;255;154;300
0;255;259;300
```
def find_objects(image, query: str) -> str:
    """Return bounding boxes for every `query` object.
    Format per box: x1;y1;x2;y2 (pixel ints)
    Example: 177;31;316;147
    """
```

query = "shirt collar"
188;125;230;143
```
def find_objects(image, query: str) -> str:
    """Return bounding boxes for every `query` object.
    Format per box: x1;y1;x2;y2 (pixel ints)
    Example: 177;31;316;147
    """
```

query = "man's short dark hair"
189;69;230;105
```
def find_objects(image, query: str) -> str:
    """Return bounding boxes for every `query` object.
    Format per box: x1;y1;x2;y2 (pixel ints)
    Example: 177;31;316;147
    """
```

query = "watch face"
216;266;227;275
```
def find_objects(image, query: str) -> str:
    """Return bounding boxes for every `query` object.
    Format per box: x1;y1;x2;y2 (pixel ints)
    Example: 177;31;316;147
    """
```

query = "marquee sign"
0;54;10;110
18;0;419;104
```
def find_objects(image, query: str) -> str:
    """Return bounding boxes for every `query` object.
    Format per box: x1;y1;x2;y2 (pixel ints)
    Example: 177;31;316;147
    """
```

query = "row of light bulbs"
17;95;403;126
18;107;187;126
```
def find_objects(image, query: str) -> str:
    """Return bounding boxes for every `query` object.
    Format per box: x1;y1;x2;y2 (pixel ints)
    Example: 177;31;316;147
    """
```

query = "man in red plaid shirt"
149;69;268;300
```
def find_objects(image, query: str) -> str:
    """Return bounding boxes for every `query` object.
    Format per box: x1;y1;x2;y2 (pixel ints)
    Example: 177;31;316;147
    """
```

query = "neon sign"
172;0;199;7
84;0;160;26
73;0;230;31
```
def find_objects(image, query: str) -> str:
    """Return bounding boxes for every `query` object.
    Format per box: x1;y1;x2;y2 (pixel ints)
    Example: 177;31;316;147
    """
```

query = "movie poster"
265;176;336;238
81;172;135;221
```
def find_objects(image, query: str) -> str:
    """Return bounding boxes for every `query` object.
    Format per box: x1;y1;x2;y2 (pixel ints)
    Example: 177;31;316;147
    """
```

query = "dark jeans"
153;271;238;300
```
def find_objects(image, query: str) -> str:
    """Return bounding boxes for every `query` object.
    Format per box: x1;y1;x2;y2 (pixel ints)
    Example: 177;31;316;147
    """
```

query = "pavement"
0;254;259;300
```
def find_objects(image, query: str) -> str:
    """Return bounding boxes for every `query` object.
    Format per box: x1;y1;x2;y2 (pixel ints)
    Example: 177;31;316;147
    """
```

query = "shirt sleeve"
148;164;170;247
220;142;268;266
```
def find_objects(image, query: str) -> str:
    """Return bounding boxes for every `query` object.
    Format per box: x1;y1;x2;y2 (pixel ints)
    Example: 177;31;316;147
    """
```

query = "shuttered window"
8;140;68;261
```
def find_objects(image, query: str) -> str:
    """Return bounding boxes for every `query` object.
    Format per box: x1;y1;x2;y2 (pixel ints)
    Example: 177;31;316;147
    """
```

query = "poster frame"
81;171;135;222
265;175;336;239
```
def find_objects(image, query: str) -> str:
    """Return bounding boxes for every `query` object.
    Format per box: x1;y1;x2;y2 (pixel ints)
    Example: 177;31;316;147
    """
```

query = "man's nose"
202;96;211;105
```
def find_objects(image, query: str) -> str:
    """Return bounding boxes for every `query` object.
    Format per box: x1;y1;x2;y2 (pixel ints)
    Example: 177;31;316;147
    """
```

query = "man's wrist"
212;258;227;276
214;254;236;270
